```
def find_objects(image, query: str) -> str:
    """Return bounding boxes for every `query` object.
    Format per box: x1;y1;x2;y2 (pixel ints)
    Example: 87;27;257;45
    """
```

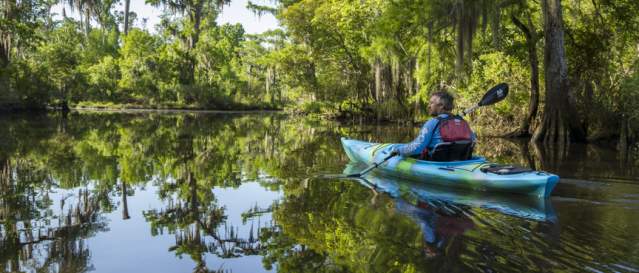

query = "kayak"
341;138;559;198
344;162;557;222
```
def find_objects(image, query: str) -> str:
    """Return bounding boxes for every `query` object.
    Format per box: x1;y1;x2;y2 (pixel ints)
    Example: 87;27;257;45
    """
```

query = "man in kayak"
390;91;476;160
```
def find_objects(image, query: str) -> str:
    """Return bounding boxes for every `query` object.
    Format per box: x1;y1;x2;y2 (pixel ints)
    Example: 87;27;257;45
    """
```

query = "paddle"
346;83;509;178
462;83;509;116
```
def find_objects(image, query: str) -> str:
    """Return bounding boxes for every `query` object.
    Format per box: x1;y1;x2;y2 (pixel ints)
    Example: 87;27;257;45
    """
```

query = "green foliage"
1;2;272;110
4;0;639;143
464;51;531;128
86;56;120;101
31;20;85;104
118;28;163;103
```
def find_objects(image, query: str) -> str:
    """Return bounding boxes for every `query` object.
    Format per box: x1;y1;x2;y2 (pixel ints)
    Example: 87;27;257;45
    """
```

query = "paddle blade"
478;83;509;106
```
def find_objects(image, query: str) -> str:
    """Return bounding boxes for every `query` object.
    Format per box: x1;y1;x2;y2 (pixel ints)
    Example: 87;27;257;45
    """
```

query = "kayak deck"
341;138;559;198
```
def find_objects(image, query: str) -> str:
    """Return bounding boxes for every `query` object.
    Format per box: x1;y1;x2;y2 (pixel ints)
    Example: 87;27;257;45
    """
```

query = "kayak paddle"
347;153;397;178
462;83;509;116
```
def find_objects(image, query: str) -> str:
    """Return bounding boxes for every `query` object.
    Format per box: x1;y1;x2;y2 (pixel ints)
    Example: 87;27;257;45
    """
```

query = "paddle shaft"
349;153;396;177
461;105;479;116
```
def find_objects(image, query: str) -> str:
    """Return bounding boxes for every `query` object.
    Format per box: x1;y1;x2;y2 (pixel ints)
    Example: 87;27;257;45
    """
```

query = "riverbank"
0;101;281;112
72;107;284;114
72;100;281;111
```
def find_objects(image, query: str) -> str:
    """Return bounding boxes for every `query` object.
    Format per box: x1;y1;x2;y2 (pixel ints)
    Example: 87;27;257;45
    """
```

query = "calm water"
0;112;637;273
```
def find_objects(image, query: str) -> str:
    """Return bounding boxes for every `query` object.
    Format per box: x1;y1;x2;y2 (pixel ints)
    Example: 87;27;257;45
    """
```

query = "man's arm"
394;119;438;156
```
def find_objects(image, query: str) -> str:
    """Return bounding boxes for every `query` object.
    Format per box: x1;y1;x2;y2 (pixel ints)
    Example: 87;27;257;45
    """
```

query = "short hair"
431;91;454;111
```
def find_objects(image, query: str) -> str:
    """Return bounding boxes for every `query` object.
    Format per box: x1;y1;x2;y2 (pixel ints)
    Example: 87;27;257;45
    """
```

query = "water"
0;112;637;273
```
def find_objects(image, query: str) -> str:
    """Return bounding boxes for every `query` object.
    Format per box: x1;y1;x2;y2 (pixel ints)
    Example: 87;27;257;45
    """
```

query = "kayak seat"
428;141;474;162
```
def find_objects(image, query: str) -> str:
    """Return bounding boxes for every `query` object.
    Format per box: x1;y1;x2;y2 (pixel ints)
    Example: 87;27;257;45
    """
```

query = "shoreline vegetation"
0;104;628;151
2;1;639;150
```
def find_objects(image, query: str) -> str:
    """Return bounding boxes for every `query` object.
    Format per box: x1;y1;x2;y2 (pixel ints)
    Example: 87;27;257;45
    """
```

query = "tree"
118;28;162;103
146;0;231;83
0;0;42;68
532;0;585;143
66;0;93;34
506;12;540;137
33;21;85;110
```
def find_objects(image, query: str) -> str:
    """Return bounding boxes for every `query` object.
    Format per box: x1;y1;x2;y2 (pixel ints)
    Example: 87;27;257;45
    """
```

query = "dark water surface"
1;112;637;273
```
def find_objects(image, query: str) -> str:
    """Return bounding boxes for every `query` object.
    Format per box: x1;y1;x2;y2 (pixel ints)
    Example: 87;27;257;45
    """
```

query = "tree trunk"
374;59;392;101
188;171;198;213
374;58;382;102
0;0;16;67
618;115;631;169
507;15;539;137
122;181;130;220
583;80;593;137
532;0;586;143
0;36;8;68
618;114;633;150
189;3;203;50
123;0;130;35
84;7;91;35
374;58;393;120
402;57;419;116
455;2;465;77
186;2;204;84
1;157;10;186
413;59;421;117
265;66;275;102
46;2;54;29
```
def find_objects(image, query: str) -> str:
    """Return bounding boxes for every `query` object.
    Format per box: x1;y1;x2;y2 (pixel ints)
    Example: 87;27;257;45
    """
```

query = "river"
0;112;637;272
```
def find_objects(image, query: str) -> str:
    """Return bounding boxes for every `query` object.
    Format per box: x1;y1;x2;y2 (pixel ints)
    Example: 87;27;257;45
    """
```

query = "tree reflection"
1;155;106;273
2;112;322;272
260;178;429;273
141;115;282;272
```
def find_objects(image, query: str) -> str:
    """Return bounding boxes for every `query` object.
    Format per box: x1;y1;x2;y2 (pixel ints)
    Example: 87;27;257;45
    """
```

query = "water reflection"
0;112;637;272
344;163;557;222
0;112;295;272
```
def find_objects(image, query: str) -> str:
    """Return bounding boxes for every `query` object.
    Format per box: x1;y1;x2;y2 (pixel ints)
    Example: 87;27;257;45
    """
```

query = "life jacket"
420;115;473;159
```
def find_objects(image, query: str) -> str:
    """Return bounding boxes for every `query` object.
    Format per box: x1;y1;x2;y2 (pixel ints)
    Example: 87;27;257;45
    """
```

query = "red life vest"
420;115;473;159
436;115;473;142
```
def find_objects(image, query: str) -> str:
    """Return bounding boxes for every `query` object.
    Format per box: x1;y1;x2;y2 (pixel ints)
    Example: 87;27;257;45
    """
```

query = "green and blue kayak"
341;138;559;198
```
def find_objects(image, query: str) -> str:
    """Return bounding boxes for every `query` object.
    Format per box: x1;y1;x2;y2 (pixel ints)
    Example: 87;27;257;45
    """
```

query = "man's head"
428;91;454;116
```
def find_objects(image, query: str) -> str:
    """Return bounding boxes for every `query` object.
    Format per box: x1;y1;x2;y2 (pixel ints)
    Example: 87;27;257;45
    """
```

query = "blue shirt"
394;114;476;157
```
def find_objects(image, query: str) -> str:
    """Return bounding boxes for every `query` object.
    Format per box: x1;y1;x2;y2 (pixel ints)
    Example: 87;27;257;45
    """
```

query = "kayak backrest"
428;141;474;162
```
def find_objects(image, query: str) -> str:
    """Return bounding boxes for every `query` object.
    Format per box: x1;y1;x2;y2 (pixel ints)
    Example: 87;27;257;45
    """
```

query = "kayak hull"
341;138;559;198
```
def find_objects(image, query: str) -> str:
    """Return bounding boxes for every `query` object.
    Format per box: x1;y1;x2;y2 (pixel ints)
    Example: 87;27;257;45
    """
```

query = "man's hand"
390;150;400;157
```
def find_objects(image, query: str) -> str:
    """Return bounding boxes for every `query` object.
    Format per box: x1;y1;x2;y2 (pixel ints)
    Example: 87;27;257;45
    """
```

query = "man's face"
428;96;444;116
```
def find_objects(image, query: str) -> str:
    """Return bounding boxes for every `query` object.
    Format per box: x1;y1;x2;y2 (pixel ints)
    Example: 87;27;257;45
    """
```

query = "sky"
51;0;280;34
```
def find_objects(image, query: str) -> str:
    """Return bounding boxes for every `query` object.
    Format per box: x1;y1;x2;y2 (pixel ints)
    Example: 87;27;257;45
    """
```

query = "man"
390;91;476;160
